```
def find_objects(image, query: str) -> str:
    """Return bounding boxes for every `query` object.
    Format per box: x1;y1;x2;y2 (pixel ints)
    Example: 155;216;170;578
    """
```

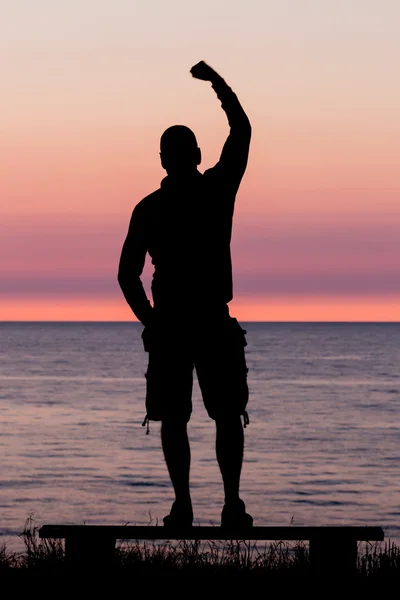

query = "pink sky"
1;0;399;320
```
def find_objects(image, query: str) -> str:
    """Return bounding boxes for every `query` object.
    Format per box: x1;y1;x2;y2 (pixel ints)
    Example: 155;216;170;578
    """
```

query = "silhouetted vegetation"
0;517;399;577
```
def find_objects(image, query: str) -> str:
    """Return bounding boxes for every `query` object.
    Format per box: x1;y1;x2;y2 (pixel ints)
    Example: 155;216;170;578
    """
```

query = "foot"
163;500;193;528
221;499;253;528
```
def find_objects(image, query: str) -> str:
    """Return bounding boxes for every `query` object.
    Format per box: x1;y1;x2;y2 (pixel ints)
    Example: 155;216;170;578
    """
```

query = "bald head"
160;125;201;175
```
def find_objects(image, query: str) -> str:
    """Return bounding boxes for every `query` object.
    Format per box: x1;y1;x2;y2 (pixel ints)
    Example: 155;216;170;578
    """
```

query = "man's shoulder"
202;164;227;184
133;188;163;215
203;166;218;179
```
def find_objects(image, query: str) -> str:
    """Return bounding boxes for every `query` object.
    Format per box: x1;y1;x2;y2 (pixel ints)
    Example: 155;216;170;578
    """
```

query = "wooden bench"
39;524;384;575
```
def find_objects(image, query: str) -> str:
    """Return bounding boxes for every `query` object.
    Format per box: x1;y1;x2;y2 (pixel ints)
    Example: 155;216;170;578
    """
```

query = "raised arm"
190;61;251;189
117;204;154;326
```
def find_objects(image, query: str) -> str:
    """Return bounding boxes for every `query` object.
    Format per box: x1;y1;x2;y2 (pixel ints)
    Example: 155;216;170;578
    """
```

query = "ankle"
174;494;192;507
224;494;241;506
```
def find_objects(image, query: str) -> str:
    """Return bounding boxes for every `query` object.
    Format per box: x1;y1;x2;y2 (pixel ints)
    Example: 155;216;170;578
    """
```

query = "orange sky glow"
1;1;399;321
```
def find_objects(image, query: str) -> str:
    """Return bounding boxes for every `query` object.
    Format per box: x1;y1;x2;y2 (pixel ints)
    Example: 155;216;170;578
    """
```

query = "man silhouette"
118;61;252;528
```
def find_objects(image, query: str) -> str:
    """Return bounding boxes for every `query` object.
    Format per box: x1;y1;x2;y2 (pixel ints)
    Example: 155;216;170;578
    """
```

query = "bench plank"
39;524;384;541
38;524;384;574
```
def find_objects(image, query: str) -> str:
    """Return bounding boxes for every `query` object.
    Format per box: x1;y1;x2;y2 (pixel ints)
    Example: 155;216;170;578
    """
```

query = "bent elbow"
117;270;127;290
235;115;251;141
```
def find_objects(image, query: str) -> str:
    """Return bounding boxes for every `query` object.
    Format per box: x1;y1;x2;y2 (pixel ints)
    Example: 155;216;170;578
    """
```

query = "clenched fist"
190;61;221;82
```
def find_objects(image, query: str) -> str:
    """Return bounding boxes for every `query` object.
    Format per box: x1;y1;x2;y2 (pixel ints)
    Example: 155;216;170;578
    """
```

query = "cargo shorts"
142;314;249;423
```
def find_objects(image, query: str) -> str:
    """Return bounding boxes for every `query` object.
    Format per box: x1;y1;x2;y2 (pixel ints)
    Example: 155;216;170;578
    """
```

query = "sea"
1;322;399;548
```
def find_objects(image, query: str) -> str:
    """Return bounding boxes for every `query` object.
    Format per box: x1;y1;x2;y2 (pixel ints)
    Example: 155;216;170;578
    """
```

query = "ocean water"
0;322;400;547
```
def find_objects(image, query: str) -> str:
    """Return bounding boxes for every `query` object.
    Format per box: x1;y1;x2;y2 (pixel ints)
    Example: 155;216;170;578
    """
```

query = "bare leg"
161;420;193;521
215;415;244;504
216;415;252;525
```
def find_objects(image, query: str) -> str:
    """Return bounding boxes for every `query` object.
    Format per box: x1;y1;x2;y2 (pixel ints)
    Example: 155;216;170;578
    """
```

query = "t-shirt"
118;79;251;325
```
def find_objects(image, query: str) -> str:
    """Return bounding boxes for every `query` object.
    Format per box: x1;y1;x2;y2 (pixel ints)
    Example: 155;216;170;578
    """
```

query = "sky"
1;0;399;321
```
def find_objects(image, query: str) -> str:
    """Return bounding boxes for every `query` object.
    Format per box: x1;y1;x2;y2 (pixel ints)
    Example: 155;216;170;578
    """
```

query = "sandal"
163;500;193;528
221;499;253;528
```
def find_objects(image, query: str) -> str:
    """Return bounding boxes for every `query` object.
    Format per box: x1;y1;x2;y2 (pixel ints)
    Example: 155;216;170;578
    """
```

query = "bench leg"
65;535;116;569
309;537;358;576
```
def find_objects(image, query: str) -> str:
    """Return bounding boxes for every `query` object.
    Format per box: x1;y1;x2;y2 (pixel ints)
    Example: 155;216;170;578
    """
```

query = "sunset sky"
1;0;399;321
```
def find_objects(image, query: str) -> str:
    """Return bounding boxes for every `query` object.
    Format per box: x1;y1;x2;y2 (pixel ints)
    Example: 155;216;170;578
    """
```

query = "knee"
215;414;242;431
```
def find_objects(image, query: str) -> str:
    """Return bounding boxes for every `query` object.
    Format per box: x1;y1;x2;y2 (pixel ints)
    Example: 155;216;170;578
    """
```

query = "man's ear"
160;151;166;170
196;147;202;166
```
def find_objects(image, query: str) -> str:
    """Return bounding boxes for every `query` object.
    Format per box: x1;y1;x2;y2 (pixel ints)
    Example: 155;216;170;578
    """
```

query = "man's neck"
161;169;201;188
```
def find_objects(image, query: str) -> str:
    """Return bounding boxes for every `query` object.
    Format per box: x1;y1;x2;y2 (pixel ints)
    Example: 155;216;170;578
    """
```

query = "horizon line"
1;320;399;325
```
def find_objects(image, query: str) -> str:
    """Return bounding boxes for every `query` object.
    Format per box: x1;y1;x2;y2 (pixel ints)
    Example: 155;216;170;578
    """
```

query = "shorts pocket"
141;326;153;352
228;317;247;347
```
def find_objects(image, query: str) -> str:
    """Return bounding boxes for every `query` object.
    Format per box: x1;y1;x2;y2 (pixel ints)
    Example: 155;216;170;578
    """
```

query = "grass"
1;516;400;577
